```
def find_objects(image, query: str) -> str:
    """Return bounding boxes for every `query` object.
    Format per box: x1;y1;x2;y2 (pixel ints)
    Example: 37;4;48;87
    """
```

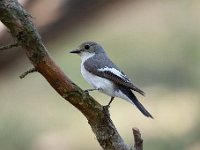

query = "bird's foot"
84;88;99;94
102;105;110;117
84;90;90;94
102;97;114;117
103;104;110;110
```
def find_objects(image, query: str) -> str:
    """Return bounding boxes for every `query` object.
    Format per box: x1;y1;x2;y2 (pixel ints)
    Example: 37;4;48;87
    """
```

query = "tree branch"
0;42;19;50
0;0;130;149
132;128;143;150
19;68;37;79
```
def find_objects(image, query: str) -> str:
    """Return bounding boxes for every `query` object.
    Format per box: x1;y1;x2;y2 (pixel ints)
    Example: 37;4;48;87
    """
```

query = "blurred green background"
0;0;200;150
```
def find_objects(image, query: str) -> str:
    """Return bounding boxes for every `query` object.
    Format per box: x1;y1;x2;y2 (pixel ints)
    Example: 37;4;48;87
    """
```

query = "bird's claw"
103;104;110;110
84;90;89;94
102;105;110;117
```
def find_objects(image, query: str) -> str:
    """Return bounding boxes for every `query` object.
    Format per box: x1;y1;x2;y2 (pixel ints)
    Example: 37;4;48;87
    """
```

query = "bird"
70;41;153;118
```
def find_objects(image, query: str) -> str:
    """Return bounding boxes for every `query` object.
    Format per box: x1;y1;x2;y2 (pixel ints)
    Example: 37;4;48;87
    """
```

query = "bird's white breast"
81;64;115;97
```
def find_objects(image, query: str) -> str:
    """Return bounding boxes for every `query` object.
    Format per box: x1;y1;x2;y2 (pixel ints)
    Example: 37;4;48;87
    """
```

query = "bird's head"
70;41;105;57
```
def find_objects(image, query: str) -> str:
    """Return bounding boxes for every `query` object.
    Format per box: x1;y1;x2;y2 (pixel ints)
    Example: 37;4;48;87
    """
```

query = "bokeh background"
0;0;200;150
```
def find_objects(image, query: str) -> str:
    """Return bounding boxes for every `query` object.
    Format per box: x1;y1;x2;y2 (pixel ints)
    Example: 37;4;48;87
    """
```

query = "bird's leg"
108;97;115;106
84;88;99;93
106;97;115;108
103;97;115;115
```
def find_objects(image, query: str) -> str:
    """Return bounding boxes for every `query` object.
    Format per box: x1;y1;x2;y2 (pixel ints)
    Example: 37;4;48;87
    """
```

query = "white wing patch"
98;66;129;81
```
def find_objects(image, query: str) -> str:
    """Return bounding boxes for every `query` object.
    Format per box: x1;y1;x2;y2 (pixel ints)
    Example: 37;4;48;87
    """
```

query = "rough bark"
0;0;129;149
133;128;143;150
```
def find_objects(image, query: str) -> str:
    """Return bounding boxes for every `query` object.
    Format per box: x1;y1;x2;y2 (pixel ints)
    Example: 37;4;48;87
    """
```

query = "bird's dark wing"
84;60;145;96
98;68;145;96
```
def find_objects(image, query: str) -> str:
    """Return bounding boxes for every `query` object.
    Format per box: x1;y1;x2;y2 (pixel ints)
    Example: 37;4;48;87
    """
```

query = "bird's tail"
132;96;154;118
119;87;153;118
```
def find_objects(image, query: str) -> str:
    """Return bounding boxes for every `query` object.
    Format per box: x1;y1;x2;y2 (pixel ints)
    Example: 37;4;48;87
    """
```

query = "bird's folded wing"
84;64;145;96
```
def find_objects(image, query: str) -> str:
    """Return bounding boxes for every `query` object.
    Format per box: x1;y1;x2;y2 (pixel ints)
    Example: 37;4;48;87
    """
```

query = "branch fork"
19;68;37;79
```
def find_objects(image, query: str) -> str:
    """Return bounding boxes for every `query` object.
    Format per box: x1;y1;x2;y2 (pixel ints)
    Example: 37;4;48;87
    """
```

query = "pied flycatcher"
70;41;153;118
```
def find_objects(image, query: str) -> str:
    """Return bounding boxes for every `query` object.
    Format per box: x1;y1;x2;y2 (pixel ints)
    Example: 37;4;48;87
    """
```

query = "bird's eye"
84;44;90;50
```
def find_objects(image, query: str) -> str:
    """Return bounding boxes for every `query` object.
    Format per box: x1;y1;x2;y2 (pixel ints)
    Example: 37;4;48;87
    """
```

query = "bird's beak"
69;49;81;54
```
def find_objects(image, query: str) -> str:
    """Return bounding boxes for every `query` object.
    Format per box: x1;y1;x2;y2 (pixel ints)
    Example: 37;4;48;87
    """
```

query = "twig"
132;128;143;150
0;42;19;50
20;68;37;79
